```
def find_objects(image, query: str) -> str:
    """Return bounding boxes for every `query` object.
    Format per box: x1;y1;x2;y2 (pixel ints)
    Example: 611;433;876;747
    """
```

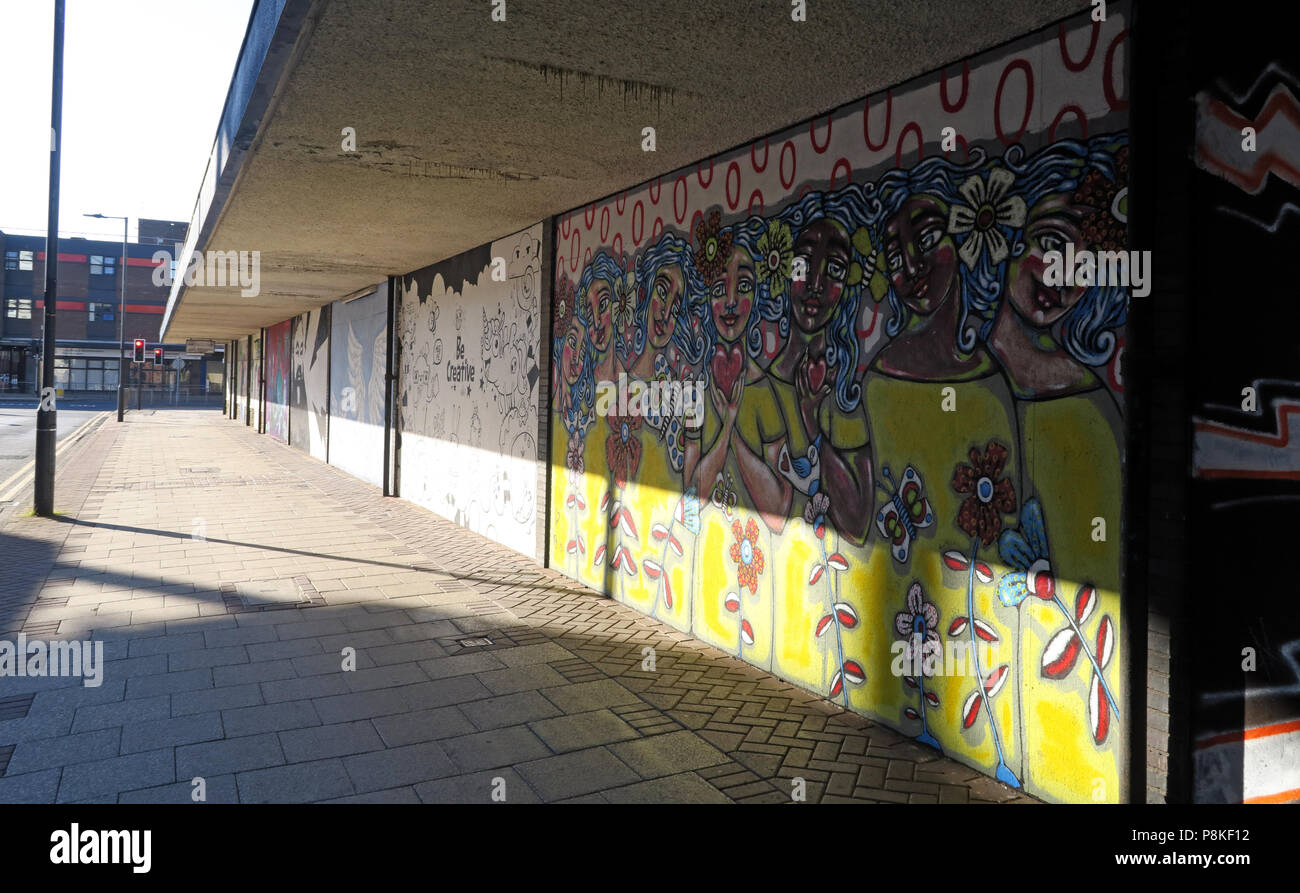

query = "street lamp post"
85;212;128;421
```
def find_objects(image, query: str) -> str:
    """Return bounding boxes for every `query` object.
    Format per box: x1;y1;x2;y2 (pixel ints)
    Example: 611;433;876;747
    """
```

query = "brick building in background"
0;218;222;395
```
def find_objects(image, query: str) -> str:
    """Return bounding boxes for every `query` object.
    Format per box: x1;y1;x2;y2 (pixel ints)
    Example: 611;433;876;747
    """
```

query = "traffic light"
153;348;163;366
133;339;145;362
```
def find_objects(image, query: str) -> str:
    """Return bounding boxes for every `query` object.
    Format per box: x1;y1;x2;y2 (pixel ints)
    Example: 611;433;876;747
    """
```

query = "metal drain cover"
458;636;493;648
237;579;308;608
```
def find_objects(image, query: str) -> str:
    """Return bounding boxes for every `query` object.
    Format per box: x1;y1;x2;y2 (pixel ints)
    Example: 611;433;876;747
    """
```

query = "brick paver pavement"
0;410;1036;804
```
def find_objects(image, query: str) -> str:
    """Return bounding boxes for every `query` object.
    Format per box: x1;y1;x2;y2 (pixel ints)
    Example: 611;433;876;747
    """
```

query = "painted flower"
612;269;638;333
644;354;674;429
996;498;1055;607
565;437;584;474
561;387;594;439
1074;146;1129;252
755;219;794;295
554;276;575;336
693;210;733;285
947;167;1027;269
605;413;642;489
894;582;942;676
849;226;889;303
803;491;831;539
952;440;1016;546
729;517;765;594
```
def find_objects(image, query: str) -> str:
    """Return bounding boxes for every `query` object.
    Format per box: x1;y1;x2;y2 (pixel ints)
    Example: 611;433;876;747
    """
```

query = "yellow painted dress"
768;377;875;706
689;370;786;670
861;362;1024;787
579;412;613;594
549;408;612;595
550;419;585;580
604;381;657;613
630;357;696;631
1012;383;1124;803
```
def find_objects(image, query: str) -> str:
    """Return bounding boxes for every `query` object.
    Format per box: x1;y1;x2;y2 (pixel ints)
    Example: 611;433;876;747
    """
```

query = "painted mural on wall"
396;224;543;558
1190;56;1300;804
290;305;331;461
548;7;1130;803
329;285;388;486
266;319;291;444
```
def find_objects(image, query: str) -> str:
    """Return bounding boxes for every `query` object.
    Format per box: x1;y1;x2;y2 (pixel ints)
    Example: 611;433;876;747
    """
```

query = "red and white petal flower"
1041;627;1082;679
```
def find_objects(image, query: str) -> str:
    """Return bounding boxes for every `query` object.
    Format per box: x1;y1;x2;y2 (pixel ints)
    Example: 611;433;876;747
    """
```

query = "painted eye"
711;282;727;299
887;251;903;272
919;227;943;252
826;259;846;281
1037;231;1066;254
737;276;754;294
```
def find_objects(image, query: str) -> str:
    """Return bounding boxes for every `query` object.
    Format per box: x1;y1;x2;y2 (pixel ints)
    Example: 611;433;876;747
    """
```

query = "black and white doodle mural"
396;223;543;557
290;305;331;460
329;285;388;487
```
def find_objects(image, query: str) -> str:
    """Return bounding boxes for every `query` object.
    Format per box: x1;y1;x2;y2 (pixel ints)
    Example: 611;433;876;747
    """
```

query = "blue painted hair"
1003;134;1129;366
576;250;625;360
873;148;1006;352
635;232;709;369
774;184;881;411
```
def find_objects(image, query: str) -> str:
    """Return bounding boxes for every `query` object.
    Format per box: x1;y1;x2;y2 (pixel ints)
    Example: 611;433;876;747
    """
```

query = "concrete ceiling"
163;0;1083;342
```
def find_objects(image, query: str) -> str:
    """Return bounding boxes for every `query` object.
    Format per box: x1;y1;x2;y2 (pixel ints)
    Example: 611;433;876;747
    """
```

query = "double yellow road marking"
0;411;109;505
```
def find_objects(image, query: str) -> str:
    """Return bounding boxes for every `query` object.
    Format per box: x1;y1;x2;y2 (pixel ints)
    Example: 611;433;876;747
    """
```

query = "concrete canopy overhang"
161;0;1085;342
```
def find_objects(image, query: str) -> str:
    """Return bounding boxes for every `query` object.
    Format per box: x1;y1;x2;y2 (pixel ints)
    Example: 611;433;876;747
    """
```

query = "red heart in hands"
710;342;744;399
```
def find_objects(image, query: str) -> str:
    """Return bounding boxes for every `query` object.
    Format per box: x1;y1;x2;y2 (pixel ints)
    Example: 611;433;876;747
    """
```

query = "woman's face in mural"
584;279;613;354
1006;192;1088;328
647;263;684;349
884;196;959;316
708;247;757;344
561;318;587;386
789;218;851;333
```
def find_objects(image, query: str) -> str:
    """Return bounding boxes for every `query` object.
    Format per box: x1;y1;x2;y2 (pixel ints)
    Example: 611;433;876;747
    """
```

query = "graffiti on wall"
329;286;388;486
548;8;1130;803
290;305;331;460
265;320;291;444
396;224;542;557
1190;58;1300;805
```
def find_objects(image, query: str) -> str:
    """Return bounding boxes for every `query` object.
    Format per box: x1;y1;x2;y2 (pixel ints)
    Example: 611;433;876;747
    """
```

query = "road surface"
0;397;113;488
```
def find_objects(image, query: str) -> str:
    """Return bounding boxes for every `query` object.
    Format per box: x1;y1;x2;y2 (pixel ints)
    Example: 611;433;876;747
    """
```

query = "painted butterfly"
874;464;934;563
710;471;739;521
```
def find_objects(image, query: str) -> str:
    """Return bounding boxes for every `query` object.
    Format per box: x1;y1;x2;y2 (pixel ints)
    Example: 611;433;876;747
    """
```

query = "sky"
0;0;255;243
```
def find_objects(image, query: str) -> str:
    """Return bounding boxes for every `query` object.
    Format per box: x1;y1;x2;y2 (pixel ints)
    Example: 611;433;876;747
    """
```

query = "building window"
90;255;116;276
88;302;115;322
6;298;33;319
5;250;34;271
52;357;116;391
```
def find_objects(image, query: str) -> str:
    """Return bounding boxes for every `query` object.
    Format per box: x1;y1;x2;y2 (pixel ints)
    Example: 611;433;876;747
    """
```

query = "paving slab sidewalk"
0;410;1037;804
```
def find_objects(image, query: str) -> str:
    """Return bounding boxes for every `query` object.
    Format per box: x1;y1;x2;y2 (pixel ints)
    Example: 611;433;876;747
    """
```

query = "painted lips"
720;312;740;328
1033;284;1063;313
